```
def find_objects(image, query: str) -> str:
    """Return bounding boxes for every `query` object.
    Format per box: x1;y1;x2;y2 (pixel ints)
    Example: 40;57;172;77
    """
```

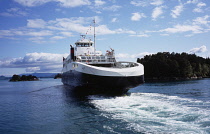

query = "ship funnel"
70;45;75;61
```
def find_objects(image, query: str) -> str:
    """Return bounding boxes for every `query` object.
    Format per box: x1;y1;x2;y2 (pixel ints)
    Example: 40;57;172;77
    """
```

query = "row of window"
81;56;106;60
79;58;115;63
81;60;106;63
76;43;93;47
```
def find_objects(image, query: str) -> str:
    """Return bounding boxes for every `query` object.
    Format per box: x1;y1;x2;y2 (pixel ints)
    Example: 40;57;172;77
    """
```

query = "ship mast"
93;19;96;55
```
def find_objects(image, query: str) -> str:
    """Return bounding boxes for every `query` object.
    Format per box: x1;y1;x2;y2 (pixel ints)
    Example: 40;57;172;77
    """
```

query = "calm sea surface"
0;78;210;134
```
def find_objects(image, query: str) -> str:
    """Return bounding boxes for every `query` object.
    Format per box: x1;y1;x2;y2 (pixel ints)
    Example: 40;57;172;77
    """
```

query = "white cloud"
171;4;184;18
0;7;28;17
48;17;134;35
60;32;73;37
22;53;64;64
58;0;91;7
13;0;52;7
0;17;137;41
131;12;146;21
130;52;154;59
27;19;46;28
96;25;115;35
90;2;121;13
115;29;136;34
193;8;202;13
0;29;53;37
51;36;66;40
103;5;121;11
14;0;91;7
0;52;69;72
143;15;210;36
160;33;169;36
0;17;91;39
130;0;148;7
50;20;116;35
130;33;150;37
193;15;210;26
95;0;106;6
131;0;163;7
116;52;153;60
27;30;53;36
189;45;207;54
26;67;40;72
193;8;203;13
150;0;163;6
29;37;45;43
152;6;164;20
111;18;117;22
161;24;202;34
186;0;198;4
47;17;95;33
197;2;206;7
193;2;206;13
0;30;14;37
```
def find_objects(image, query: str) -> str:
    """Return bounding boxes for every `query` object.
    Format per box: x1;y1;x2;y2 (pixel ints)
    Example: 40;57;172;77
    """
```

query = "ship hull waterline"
62;70;144;95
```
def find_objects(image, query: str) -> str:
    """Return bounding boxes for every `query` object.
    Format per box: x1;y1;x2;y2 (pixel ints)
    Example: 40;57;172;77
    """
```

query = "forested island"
137;52;210;81
9;74;39;82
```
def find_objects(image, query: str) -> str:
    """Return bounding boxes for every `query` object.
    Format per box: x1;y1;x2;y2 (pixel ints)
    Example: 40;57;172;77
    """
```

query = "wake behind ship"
62;21;144;94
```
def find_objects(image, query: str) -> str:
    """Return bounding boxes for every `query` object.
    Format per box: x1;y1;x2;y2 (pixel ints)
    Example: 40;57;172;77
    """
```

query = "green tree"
10;75;21;81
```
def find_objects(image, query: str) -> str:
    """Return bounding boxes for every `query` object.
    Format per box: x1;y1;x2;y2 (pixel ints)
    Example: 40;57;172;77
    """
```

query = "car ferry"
62;21;144;94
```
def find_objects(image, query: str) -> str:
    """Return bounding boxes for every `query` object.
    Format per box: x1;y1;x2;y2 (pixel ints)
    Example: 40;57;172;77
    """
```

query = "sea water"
0;78;210;134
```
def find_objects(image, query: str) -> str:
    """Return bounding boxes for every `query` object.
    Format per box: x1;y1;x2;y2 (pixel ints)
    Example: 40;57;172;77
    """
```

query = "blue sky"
0;0;210;76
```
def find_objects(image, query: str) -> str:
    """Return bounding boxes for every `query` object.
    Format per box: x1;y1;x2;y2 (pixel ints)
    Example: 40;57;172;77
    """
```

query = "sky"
0;0;210;76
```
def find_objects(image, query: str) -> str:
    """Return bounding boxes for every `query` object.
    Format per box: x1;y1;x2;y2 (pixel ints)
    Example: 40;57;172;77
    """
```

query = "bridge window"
76;43;81;47
84;43;89;47
76;43;91;47
101;56;105;59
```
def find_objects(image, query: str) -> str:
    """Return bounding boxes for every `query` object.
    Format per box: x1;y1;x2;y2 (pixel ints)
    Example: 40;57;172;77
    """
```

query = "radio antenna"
93;18;96;55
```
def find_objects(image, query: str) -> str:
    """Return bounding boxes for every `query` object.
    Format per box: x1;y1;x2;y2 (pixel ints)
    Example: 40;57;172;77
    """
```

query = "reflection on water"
62;84;130;99
62;85;90;101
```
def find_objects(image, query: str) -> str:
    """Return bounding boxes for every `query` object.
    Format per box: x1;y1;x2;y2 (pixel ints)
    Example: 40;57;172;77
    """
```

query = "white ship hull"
62;62;144;94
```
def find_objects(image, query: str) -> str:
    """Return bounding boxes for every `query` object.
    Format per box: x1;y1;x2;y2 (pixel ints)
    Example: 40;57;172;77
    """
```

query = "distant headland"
137;52;210;81
54;73;62;79
9;74;39;82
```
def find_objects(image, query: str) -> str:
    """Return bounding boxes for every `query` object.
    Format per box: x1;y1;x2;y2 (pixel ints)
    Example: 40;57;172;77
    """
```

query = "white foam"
89;93;210;133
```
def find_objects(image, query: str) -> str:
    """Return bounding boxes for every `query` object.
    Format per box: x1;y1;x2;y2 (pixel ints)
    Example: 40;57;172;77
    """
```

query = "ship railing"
115;62;139;68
